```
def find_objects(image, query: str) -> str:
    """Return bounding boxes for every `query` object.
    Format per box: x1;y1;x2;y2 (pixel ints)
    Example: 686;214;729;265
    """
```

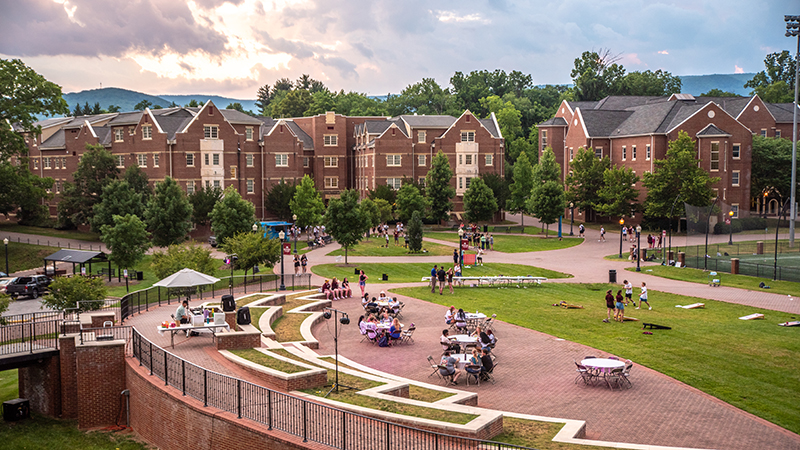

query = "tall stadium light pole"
786;15;800;247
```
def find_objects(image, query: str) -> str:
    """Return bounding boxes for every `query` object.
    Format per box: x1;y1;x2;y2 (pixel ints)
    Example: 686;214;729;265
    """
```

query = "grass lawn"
249;306;268;331
0;222;100;241
425;232;583;253
312;262;571;285
230;348;310;373
491;418;600;450
4;242;61;273
326;238;455;257
625;264;800;297
0;369;152;449
393;283;800;435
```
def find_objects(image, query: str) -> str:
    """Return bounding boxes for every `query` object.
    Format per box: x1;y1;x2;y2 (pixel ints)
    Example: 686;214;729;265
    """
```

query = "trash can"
382;274;389;281
354;268;360;275
483;225;488;233
609;269;617;283
136;271;144;281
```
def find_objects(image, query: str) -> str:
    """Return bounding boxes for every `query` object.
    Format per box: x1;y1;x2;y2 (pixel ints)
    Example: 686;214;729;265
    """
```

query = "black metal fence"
1;234;105;252
677;241;800;282
79;325;133;355
0;311;66;356
132;328;534;450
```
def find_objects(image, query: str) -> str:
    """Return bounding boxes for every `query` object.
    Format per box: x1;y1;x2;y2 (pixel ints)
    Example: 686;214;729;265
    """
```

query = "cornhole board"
557;302;584;309
681;303;705;309
778;321;800;327
739;313;764;320
623;317;639;322
463;254;476;266
642;322;671;330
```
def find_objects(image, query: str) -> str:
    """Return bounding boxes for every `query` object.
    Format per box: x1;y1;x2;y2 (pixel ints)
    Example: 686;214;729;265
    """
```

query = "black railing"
0;318;62;356
79;325;132;355
0;234;105;252
132;328;534;450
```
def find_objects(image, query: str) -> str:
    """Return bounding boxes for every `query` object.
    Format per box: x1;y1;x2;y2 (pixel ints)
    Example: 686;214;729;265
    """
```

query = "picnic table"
422;275;546;286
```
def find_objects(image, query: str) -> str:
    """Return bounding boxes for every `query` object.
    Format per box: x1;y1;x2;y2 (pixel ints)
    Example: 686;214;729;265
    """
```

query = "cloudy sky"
0;0;794;98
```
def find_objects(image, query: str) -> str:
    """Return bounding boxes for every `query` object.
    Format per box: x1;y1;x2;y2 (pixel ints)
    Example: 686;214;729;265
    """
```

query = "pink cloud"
734;65;744;74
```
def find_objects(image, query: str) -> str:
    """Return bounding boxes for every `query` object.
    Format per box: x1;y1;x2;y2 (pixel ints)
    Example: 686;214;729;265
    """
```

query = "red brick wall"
18;354;61;417
75;341;127;428
215;329;261;351
230;358;327;392
59;335;78;419
736;97;777;136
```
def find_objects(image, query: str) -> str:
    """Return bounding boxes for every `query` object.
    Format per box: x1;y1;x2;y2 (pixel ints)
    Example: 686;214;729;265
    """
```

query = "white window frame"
760;129;767;137
595;147;603;158
142;125;152;140
324;134;338;146
187;180;195;195
114;129;124;142
418;131;426;143
246;179;254;194
775;129;781;139
465;177;473;189
541;129;548;149
115;155;125;168
731;204;739;218
204;125;219;139
153;153;159;167
33;158;38;169
646;145;651;161
418;155;426;166
485;154;493;166
465;154;473;165
386;155;401;167
276;154;289;167
186;153;195;167
732;170;740;187
303;157;310;168
324;156;339;167
461;131;475;142
632;145;637;161
569;148;574;161
212;153;220;166
418;177;426;187
386;178;402;190
710;142;720;171
622;146;627;161
732;143;741;159
246;154;254;167
246;127;253;141
324;176;339;189
137;154;147;167
204;154;210;166
43;157;51;169
213;180;221;188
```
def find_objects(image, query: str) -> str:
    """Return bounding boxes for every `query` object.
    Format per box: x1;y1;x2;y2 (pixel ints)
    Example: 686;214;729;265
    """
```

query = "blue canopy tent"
256;221;293;240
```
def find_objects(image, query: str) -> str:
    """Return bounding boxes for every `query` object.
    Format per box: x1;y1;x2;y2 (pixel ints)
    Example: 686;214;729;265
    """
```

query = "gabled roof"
219;109;264;125
365;121;393;134
594;96;667;110
31;117;72;130
565;101;599;112
696;123;731;137
283;121;313;150
62;113;117;129
154;115;193;140
377;122;408;139
94;126;112;145
539;117;568;126
40;129;66;150
612;101;679;136
479;118;500;138
580;109;632;137
44;249;106;264
766;103;799;123
107;111;143;126
397;115;456;128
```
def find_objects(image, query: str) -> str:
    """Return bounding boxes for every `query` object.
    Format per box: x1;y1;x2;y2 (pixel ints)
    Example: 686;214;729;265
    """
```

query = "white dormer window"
461;131;475;142
142;125;152;140
204;125;219;139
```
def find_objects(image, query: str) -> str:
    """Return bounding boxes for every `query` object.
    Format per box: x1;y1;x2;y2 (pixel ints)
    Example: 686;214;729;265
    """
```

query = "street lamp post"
619;219;625;258
635;225;642;272
786;15;800;247
728;211;735;245
3;237;8;276
278;230;286;291
569;202;574;236
458;227;465;265
292;214;298;254
252;223;258;234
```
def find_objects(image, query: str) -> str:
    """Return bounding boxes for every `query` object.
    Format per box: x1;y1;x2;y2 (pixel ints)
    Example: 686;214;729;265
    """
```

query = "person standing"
603;289;614;323
454;263;462;285
622;226;628;242
293;254;300;275
623;279;634;306
453;249;459;266
599;226;606;242
358;270;368;296
301;254;308;274
615;290;625;322
430;265;438;293
489;234;494;250
446;267;454;294
437;266;447;295
637;282;651;310
579;223;585;237
480;234;486;250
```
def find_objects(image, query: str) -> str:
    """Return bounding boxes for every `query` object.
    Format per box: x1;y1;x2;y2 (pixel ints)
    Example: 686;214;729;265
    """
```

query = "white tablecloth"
581;358;624;373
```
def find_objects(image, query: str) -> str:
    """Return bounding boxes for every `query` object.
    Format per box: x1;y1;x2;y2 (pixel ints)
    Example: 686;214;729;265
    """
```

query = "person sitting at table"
444;306;456;325
439;351;461;385
361;293;370;308
175;300;190;324
380;311;392;323
389;318;402;341
378;290;388;300
465;348;482;382
440;329;461;353
358;315;368;336
472;326;492;352
389;297;401;315
454;308;467;333
341;278;352;298
479;348;494;380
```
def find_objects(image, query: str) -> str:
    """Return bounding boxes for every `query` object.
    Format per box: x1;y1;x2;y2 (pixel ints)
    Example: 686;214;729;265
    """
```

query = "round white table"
449;334;478;345
581;358;624;373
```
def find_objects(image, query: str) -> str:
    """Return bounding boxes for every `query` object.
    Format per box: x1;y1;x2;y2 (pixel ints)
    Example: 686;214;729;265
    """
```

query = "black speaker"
382;274;388;281
222;295;236;312
237;306;251;325
354;268;360;275
3;398;30;421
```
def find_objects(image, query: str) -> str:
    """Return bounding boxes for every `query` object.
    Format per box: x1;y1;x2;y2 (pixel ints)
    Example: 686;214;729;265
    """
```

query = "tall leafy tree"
480;173;509;217
750;135;795;199
124;164;152;202
360;198;381;236
744;50;797;103
395;183;426;223
290;175;324;230
388;78;453;115
58;144;120;227
91;180;145;233
699;89;739;97
529;148;566;236
152;243;216;280
221;231;280;278
595;166;640;219
620;70;682;96
565;148;611;220
324;189;367;263
100;214;150;278
407;210;424;252
506;152;534;226
145;177;193;247
72;103;83;117
305;90;337;116
42;276;107;311
255;84;271;115
373;198;394;223
264;179;296;221
570;49;626;101
368;184;397;206
188;185;222;227
0;162;52;225
210;186;255;246
272;89;312;118
425;150;455;223
463;178;498;223
643;131;720;218
134;99;152;110
480;95;523;141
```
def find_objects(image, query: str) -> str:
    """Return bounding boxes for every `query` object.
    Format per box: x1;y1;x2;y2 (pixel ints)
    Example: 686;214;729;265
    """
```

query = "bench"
493;226;509;233
323;235;333;244
507;226;524;233
98;268;116;277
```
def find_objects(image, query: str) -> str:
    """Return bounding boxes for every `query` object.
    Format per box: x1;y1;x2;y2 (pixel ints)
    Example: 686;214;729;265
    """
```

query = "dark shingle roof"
108;112;143;125
565;101;599;111
594;96;667;110
539;117;568;126
766;103;798;122
285;121;313;149
696;124;731;137
219;109;264;125
580;110;632;137
366;121;392;134
612;102;678;136
40;129;66;149
44;249;106;264
154;115;193;140
398;115;456;128
62;113;117;128
478;118;500;138
665;103;706;131
94;126;112;145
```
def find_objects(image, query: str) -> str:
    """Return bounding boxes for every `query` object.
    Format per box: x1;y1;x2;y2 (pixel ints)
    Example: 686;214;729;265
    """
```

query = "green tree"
620;69;682;96
0;162;52;225
745;50;797;103
463;178;498;223
359;198;381;236
324;189;367;263
91;180;145;233
388;78;453;115
751;135;794;198
290;175;325;229
226;102;246;113
152;242;216;280
124;164;152;202
100;214;150;277
334;91;388;116
72;103;83;117
273;77;294;92
570;49;626;101
210;186;255;245
368;184;397;206
407;210;424;252
700;89;739;97
595;166;640;218
529;148;565;235
145;177;193;247
565;148;610;220
186;99;200;108
450;69;515;116
506;152;534;226
189;185;222;227
107;105;121;113
395;183;426;222
42;276;107;311
221;231;280;278
480;173;509;216
373;198;394;223
305;90;336;116
255;84;271;115
272;89;313;118
480;95;523;141
425;150;455;223
134;99;152;110
643;131;720;218
58;144;120;227
0;293;10;321
264;179;296;221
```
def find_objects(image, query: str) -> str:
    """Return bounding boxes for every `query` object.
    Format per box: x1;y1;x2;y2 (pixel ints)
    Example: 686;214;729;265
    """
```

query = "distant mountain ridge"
60;72;758;117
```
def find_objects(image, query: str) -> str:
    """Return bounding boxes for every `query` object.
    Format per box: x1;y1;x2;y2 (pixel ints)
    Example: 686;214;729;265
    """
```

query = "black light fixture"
323;310;332;320
323;307;354;397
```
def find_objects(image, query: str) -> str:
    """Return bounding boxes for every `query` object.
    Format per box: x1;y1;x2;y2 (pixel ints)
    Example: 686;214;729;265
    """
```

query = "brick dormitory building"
15;102;505;220
539;93;800;222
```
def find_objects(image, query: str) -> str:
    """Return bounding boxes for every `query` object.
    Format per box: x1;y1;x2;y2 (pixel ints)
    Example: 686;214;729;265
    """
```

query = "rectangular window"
418;155;426;166
276;154;288;167
187;180;195;195
646;145;651;160
230;167;236;179
246;127;253;141
186;153;194;167
204;154;210;166
115;155;125;168
213;180;220;188
303;157;309;168
761;129;767;137
460;131;475;142
153;153;159;167
632;145;637;161
710;142;720;171
246;179;254;194
732;170;740;187
56;180;62;193
43;157;51;169
622;146;627;161
61;157;67;168
458;154;463;165
324;156;339;167
33;159;38;169
114;129;124;142
386;155;402;167
324;134;338;146
386;178;402;190
246;154;254;167
142;125;152;140
595;147;603;158
569;148;574;161
731;204;739;218
458;177;463;189
213;154;220;165
465;154;473;165
465;177;473;189
775;129;781;139
418;177;426;187
541;130;548;149
128;126;135;136
485;154;493;166
732;144;741;159
204;125;219;139
54;158;60;169
324;177;339;189
418;131;426;143
137;154;147;167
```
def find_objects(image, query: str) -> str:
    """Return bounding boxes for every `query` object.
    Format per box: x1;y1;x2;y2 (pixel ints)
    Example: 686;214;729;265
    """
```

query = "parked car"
5;275;52;299
209;236;218;248
0;277;17;294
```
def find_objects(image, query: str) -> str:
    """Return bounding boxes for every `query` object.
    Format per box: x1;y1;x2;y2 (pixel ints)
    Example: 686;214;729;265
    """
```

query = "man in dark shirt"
480;348;494;380
437;267;446;295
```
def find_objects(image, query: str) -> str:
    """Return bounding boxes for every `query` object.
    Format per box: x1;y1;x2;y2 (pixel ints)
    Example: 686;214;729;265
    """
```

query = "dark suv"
6;275;52;299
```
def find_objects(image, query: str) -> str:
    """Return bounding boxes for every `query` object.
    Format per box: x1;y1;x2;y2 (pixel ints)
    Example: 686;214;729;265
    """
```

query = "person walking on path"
623;280;634;307
489;234;494;250
293;254;300;275
637;282;651;310
579;223;585;237
437;266;447;295
622;226;627;241
301;254;308;274
430;265;438;293
603;289;615;322
446;267;455;294
453;249;459;266
599;226;606;242
615;290;625;322
358;270;368;296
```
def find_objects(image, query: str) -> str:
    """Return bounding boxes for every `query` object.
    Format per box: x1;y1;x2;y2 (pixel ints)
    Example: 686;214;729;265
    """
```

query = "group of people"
320;277;352;300
604;279;652;323
369;222;412;248
359;291;404;346
292;254;308;275
430;263;460;295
